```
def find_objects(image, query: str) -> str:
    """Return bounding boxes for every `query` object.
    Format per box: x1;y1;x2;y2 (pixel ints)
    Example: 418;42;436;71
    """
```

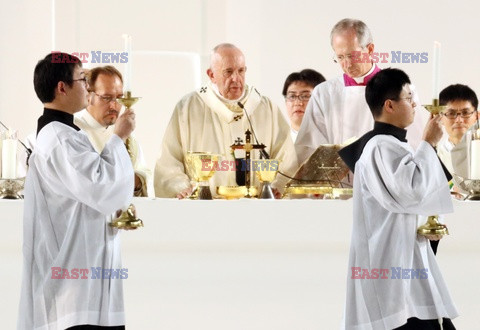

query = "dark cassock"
18;108;133;329
338;122;458;330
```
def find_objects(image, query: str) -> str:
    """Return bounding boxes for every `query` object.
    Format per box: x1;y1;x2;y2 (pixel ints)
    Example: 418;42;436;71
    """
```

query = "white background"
1;0;480;170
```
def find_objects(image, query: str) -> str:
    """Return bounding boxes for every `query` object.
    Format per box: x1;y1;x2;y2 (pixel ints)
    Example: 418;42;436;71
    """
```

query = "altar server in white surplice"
75;65;152;197
18;53;135;330
295;18;429;165
338;68;457;330
154;43;297;198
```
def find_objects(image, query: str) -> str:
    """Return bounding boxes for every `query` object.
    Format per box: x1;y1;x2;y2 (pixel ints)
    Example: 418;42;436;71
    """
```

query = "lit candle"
123;34;132;92
2;136;17;179
432;41;441;100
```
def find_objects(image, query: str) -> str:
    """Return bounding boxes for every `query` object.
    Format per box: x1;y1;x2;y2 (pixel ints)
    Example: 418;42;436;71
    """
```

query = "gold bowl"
216;186;258;199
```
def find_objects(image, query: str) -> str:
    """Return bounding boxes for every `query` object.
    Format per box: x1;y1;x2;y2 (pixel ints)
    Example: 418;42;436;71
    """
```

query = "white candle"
471;140;480;180
2;139;17;179
123;34;132;92
432;41;441;100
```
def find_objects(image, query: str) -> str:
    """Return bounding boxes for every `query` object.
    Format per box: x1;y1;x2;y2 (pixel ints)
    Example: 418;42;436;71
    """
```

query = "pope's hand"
425;234;444;241
114;108;136;141
177;186;193;199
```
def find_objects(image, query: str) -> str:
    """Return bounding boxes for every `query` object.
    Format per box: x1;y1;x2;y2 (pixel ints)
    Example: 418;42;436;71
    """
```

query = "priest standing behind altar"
437;84;479;175
75;65;152;197
154;43;297;198
282;69;325;142
338;68;457;330
18;53;136;330
295;18;429;164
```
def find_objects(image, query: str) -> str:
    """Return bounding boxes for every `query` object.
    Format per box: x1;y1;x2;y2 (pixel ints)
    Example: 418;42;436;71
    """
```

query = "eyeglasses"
442;110;476;119
333;46;369;63
285;94;311;102
92;92;122;104
395;96;414;104
72;77;87;85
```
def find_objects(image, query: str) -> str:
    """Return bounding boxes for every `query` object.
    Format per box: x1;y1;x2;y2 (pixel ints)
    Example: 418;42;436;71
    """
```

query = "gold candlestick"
417;99;449;237
110;91;144;230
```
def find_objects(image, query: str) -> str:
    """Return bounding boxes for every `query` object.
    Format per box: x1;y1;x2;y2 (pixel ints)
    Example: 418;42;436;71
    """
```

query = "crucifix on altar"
230;129;266;191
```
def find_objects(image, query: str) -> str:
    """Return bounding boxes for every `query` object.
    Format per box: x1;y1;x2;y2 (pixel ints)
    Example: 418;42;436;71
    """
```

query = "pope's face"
332;29;373;78
207;48;246;100
441;100;478;143
88;74;123;126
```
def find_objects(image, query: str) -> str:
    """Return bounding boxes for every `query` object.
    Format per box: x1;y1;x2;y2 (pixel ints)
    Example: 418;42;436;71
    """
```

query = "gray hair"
330;18;373;48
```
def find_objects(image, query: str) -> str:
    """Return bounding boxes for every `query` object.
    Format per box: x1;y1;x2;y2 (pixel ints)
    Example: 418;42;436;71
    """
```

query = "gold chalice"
185;152;220;200
253;159;280;199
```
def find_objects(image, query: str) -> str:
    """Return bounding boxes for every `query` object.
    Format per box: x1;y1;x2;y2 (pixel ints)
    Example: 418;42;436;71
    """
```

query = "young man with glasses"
18;53;136;330
437;84;479;174
339;68;457;330
295;18;429;165
282;69;325;142
75;65;152;196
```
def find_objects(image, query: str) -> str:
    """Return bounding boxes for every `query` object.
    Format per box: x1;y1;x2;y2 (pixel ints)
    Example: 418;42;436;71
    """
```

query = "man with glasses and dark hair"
437;84;479;174
295;18;428;165
18;52;136;330
75;65;152;196
339;68;457;330
154;43;297;198
282;69;326;142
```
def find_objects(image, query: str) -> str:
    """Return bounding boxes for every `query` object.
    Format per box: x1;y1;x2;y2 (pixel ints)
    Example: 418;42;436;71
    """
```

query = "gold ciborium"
185;152;220;200
253;159;279;199
417;98;448;237
110;90;144;230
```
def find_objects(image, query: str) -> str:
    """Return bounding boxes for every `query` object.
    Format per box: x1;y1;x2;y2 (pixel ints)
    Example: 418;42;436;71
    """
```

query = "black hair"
282;69;326;96
365;68;411;118
33;52;82;103
439;84;478;110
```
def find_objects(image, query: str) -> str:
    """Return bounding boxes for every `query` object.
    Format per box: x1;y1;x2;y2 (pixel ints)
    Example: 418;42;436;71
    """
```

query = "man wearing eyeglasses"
437;84;479;174
74;65;152;197
154;43;297;198
282;69;326;142
295;18;428;164
19;53;135;330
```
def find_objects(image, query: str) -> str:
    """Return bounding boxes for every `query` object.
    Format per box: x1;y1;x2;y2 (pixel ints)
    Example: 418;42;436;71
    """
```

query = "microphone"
237;102;270;159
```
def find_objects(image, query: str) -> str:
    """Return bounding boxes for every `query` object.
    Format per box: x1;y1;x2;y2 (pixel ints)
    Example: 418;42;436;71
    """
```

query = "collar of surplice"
197;82;262;124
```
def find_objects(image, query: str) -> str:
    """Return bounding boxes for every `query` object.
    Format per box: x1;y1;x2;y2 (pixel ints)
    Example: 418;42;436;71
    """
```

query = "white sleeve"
360;138;453;215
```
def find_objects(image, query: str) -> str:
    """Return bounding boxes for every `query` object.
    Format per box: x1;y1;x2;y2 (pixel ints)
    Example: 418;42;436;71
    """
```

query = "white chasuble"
154;84;297;197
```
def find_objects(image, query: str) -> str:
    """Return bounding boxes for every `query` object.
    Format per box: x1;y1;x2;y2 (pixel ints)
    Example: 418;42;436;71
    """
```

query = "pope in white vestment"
75;109;153;197
154;44;296;198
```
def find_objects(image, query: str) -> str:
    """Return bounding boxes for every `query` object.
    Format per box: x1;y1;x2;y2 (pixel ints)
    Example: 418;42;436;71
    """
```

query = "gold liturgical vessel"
110;91;144;230
253;159;280;199
185;152;220;199
417;98;449;237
